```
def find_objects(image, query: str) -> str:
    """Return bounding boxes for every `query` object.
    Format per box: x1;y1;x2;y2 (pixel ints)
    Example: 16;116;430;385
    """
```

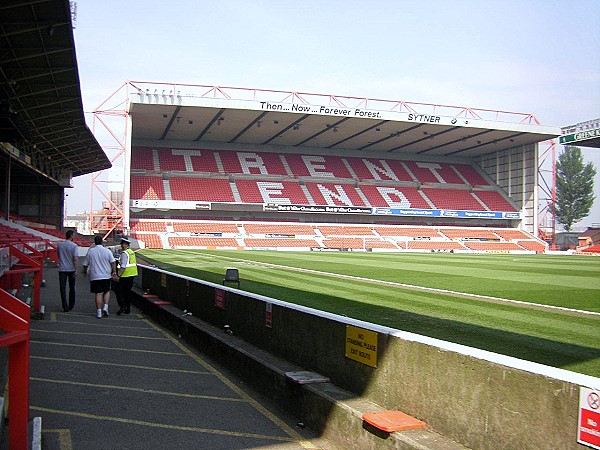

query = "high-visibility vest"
121;248;138;277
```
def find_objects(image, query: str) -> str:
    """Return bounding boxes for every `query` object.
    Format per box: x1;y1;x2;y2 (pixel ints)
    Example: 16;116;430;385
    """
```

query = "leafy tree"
555;146;596;231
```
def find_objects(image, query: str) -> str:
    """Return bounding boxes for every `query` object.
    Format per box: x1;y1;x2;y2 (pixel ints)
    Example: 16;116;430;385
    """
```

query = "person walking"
115;238;138;315
57;229;79;312
83;235;117;318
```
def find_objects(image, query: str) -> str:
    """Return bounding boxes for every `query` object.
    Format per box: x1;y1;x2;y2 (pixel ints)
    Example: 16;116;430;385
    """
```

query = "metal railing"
0;289;30;450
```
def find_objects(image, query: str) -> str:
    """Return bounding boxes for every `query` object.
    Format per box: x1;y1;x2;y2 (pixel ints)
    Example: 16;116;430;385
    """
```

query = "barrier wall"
138;265;599;450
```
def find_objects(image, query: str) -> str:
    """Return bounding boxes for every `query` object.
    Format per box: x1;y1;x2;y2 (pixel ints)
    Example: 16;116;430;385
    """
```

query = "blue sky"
70;0;600;228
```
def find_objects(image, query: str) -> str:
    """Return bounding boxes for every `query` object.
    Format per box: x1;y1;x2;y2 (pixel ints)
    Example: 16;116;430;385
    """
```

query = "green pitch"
138;250;600;377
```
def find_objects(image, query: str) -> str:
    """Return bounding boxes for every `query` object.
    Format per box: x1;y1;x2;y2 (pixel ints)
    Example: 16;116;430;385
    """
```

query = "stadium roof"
128;82;560;159
0;0;111;182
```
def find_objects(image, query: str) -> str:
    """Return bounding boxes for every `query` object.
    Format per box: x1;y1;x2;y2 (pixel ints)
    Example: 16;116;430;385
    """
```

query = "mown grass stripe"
139;250;600;376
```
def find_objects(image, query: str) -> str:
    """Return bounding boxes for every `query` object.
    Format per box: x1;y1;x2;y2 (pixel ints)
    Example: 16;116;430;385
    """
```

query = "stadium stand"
135;233;163;249
225;150;290;175
130;221;167;232
323;237;367;249
403;161;465;184
130;175;166;199
236;180;308;204
358;184;431;208
439;229;499;240
422;188;487;211
452;163;491;186
345;157;413;182
516;240;547;253
132;218;546;253
473;190;517;212
406;241;465;251
462;241;523;252
128;148;522;220
374;227;442;238
168;237;239;248
493;229;532;240
242;223;316;235
0;223;38;245
318;225;376;236
127;138;545;255
172;221;239;233
29;226;91;247
305;182;367;206
284;153;354;178
244;238;320;248
581;243;600;253
130;147;156;171
169;178;235;202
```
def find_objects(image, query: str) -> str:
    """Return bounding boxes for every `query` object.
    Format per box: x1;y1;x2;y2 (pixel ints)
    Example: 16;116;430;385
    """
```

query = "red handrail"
0;244;43;313
0;288;30;450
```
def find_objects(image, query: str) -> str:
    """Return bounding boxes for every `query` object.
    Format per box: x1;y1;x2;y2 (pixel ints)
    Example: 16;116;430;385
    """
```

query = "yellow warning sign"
345;325;378;367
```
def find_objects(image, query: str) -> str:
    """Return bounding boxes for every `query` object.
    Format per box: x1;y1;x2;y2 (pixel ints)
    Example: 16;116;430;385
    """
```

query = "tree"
555;146;596;231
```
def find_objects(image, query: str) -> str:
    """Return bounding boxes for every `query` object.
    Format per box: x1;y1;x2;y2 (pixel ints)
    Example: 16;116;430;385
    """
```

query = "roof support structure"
90;81;557;238
537;140;557;245
90;82;130;238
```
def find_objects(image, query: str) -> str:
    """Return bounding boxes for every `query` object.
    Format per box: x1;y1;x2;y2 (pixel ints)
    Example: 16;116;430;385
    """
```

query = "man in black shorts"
83;235;117;318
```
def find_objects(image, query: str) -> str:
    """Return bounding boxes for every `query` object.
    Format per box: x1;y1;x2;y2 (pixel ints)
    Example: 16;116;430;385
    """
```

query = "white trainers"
102;309;109;317
96;310;102;319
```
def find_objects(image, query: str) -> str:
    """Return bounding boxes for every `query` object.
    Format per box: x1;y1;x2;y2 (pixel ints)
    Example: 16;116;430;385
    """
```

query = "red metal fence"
0;243;44;450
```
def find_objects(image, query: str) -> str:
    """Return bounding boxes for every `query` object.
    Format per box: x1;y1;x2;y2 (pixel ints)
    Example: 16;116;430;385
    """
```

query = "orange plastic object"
362;410;427;432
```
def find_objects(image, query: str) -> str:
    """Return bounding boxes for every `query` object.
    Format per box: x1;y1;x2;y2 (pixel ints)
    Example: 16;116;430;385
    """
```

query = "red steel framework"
90;81;556;239
537;140;558;246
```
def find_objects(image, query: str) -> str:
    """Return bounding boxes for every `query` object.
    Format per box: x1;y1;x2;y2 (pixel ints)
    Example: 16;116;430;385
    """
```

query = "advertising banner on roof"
259;101;453;126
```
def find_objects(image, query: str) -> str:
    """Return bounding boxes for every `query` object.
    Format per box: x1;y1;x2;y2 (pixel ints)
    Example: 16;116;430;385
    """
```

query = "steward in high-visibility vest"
120;247;138;277
115;238;137;315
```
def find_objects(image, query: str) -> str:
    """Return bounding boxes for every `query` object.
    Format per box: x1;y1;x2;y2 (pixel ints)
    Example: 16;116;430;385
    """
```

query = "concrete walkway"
3;265;332;449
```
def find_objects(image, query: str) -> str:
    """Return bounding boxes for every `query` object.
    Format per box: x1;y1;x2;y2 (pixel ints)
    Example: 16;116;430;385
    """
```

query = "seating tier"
318;225;375;236
132;147;492;186
132;220;546;253
168;237;239;248
242;223;316;235
129;147;516;213
422;188;485;211
244;238;319;248
439;229;499;240
463;241;523;251
130;221;167;232
136;233;163;249
517;240;547;252
172;222;239;233
169;178;235;202
130;176;165;200
474;190;516;212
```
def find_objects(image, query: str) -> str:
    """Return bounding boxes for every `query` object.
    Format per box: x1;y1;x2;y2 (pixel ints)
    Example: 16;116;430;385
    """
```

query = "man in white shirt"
83;235;117;319
57;229;79;312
